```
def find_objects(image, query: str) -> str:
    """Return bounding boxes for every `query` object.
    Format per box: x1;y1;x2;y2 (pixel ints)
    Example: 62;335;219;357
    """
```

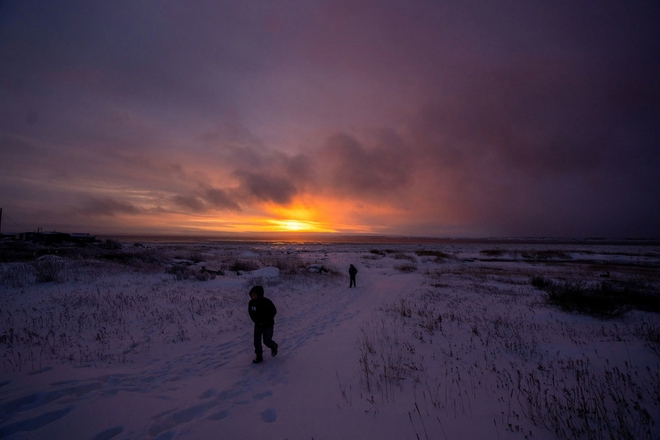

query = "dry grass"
394;263;418;273
357;258;660;440
532;276;660;318
0;243;336;370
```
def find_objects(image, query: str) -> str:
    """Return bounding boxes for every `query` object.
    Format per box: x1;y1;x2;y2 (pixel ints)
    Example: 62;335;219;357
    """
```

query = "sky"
1;0;659;238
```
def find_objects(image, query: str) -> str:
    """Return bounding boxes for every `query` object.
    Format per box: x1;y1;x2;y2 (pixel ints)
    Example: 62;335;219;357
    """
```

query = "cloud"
81;197;140;217
413;53;659;175
317;132;412;197
399;53;660;236
204;187;241;210
233;170;298;205
171;195;207;213
171;186;242;213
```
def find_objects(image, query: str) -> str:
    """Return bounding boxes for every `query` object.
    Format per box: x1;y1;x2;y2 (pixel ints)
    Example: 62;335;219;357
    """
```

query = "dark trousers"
254;326;276;355
350;276;356;288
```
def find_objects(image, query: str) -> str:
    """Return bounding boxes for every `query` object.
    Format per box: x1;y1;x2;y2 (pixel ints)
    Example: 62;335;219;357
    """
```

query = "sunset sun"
269;219;330;232
280;220;308;231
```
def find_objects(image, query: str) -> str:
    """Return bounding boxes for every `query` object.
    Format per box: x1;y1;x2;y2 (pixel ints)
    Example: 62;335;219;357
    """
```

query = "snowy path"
1;262;410;439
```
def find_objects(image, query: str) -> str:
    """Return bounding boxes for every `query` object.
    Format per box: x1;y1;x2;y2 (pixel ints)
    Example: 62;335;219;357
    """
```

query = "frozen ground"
1;240;660;439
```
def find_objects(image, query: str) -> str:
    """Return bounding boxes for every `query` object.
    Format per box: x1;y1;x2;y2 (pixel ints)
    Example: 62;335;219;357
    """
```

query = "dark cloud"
204;187;241;210
412;53;659;172
172;187;241;213
318;132;412;197
81;197;140;217
402;52;660;236
233;170;298;205
171;195;207;213
284;153;313;183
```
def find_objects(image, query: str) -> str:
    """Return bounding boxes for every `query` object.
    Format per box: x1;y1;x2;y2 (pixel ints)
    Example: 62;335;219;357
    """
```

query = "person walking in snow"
248;285;278;364
349;264;358;288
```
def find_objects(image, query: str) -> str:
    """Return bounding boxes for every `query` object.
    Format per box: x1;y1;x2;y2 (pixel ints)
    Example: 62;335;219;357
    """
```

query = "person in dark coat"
248;285;278;364
349;264;358;288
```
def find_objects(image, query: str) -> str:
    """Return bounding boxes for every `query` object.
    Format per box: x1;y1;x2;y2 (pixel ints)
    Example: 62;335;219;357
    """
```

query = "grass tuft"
530;275;553;290
394;263;418;273
415;250;450;262
229;260;261;272
533;278;660;318
32;257;65;283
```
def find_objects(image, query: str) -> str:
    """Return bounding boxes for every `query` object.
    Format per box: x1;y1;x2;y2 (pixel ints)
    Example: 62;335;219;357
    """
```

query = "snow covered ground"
1;240;660;439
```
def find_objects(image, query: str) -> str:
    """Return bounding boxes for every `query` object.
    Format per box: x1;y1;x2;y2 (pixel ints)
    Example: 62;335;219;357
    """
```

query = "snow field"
1;241;659;439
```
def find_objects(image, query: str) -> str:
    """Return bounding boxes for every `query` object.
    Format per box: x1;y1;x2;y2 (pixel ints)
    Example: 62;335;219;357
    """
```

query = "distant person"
248;285;278;364
349;264;358;288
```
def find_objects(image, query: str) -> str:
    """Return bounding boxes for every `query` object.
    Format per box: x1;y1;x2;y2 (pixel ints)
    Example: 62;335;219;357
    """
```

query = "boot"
252;354;263;364
271;343;278;357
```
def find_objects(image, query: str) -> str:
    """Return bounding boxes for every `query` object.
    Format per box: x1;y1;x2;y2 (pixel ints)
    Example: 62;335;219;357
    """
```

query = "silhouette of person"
349;264;358;288
248;285;278;364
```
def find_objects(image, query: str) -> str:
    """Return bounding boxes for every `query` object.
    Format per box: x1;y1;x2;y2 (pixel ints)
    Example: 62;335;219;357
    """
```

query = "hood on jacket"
249;285;264;298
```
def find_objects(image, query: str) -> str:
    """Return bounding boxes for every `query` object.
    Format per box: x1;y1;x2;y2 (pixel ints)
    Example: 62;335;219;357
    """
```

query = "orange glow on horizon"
267;219;335;232
262;202;336;232
85;195;407;235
